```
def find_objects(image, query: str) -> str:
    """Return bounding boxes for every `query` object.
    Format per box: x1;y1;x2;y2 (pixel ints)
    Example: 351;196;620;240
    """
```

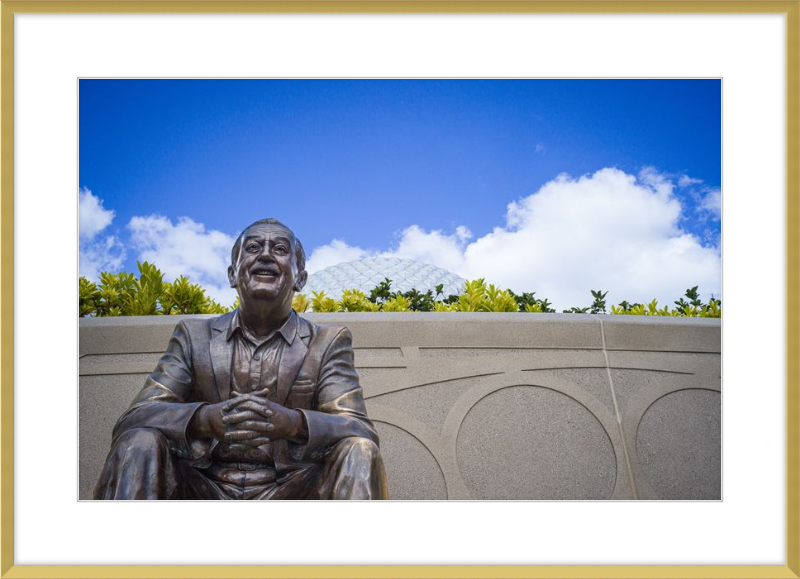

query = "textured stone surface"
370;376;493;434
636;389;721;500
456;386;616;500
610;368;674;417
354;347;403;359
602;316;720;353
420;348;541;357
356;368;406;394
522;349;608;370
79;352;161;375
374;423;447;500
79;374;148;499
611;368;720;417
522;368;616;415
306;313;605;350
608;351;721;376
80;315;209;356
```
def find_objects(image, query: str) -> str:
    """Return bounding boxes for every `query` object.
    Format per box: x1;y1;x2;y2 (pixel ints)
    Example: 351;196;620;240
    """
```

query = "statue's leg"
93;428;181;500
177;462;236;500
315;437;389;500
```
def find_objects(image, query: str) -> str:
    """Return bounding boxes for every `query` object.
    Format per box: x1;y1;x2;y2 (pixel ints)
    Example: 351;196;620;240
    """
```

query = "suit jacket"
112;309;378;475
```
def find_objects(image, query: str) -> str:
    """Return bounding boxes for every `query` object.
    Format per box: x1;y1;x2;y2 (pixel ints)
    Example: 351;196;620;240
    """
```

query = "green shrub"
338;289;379;312
382;294;411;312
79;262;236;317
292;293;311;313
80;265;721;319
310;291;337;313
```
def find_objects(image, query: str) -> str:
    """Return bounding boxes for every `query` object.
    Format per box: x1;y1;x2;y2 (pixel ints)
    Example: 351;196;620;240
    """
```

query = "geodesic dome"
301;257;466;299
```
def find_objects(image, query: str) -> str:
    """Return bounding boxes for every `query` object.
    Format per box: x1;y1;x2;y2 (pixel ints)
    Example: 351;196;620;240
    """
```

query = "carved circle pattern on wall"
373;422;448;500
456;385;617;500
635;388;721;500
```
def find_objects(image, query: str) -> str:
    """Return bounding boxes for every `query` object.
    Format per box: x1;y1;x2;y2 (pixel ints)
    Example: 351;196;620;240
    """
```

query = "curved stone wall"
79;313;721;500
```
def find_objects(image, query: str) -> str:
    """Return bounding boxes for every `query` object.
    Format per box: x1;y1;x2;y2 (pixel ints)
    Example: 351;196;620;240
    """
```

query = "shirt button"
254;353;261;360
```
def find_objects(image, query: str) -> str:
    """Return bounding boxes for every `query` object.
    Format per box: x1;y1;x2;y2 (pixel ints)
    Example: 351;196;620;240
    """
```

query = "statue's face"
228;223;306;305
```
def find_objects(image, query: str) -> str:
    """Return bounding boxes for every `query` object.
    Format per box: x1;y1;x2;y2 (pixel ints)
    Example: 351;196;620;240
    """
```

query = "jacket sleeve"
112;320;209;460
292;327;378;460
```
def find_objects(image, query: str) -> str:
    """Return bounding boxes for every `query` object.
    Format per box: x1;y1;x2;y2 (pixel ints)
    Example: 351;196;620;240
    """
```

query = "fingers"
226;441;270;451
225;429;272;442
221;392;276;448
224;431;271;447
226;420;274;433
232;388;269;398
225;399;273;418
222;410;269;425
242;437;271;447
224;393;271;413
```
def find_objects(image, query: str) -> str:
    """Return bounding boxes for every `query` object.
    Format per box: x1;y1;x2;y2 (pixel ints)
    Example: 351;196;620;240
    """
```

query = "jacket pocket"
286;380;316;409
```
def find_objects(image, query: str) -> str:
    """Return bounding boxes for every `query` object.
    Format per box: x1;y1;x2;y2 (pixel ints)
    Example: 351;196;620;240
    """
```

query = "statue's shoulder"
177;311;234;341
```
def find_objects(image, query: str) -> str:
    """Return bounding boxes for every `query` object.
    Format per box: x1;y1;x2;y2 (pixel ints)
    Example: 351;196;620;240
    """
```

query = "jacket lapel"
210;313;234;401
276;316;310;406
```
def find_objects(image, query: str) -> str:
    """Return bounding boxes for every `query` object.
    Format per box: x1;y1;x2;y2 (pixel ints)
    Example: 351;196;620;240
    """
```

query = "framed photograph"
2;2;798;578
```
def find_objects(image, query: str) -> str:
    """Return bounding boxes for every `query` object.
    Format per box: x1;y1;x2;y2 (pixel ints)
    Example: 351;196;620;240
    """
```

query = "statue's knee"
335;436;380;459
113;428;168;455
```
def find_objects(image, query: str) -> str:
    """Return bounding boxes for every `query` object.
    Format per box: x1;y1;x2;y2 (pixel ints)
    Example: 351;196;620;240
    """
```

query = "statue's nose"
256;249;276;263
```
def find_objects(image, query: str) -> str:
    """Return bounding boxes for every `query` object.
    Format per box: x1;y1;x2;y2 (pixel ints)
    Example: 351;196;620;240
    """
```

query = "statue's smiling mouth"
251;266;280;278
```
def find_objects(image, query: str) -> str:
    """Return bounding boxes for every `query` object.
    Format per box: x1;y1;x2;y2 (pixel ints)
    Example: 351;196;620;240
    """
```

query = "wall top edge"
78;312;721;328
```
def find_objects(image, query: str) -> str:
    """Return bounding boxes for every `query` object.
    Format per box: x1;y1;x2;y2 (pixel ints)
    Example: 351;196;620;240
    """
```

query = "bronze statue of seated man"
94;218;388;500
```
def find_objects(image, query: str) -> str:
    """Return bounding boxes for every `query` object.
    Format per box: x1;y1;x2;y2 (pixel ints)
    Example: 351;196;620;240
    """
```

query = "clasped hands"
192;388;307;447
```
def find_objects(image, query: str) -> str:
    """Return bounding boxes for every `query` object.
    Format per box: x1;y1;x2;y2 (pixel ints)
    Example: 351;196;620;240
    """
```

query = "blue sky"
79;79;721;309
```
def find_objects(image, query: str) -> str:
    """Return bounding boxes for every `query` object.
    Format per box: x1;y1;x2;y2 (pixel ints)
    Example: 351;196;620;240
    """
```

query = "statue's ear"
294;270;308;292
228;265;237;288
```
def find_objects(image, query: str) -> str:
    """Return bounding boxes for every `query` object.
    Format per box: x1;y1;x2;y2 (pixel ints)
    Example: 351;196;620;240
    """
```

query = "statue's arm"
112;321;208;459
292;327;378;459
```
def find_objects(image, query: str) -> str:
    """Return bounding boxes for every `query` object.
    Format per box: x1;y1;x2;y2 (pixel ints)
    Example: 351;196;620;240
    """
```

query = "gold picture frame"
1;2;798;578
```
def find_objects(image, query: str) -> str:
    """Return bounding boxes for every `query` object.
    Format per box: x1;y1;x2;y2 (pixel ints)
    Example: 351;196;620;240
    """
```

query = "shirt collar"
227;308;298;345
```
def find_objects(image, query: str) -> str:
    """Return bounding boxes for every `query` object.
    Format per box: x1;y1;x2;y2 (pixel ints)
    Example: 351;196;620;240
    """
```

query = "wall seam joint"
597;315;639;500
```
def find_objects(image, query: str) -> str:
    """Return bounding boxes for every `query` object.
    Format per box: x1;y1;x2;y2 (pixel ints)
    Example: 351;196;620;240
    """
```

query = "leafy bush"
80;264;720;318
309;291;337;313
79;262;234;317
292;293;311;313
338;289;379;312
382;294;411;312
607;288;721;318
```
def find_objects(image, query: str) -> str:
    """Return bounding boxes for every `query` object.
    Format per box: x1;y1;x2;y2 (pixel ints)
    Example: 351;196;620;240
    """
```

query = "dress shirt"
210;310;297;465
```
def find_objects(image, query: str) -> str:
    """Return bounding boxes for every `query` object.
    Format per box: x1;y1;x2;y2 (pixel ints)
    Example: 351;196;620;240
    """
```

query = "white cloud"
128;215;237;305
80;168;723;310
637;166;675;202
305;239;373;274
304;168;721;309
79;234;126;281
678;174;704;188
79;187;115;240
380;225;471;273
78;188;125;279
699;188;722;220
534;143;546;155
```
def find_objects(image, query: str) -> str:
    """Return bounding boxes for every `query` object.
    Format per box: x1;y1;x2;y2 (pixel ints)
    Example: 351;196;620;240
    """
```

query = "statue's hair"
230;218;306;272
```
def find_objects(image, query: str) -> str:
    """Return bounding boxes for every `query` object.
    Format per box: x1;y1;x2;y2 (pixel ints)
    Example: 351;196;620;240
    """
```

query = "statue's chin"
240;284;292;307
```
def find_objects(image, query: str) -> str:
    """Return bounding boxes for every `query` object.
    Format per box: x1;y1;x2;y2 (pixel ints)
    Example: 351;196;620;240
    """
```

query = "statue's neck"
238;301;291;340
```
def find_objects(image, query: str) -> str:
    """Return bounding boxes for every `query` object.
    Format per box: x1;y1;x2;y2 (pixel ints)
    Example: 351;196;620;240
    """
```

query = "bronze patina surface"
94;219;388;500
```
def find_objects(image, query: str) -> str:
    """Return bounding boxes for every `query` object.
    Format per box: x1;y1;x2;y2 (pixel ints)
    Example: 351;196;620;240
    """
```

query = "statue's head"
227;218;307;308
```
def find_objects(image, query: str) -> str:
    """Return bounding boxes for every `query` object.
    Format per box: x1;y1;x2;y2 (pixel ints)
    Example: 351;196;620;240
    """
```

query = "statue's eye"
274;245;288;255
246;243;260;252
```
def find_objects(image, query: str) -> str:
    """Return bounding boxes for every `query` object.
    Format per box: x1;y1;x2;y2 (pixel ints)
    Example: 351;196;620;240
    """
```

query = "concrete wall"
80;313;721;500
